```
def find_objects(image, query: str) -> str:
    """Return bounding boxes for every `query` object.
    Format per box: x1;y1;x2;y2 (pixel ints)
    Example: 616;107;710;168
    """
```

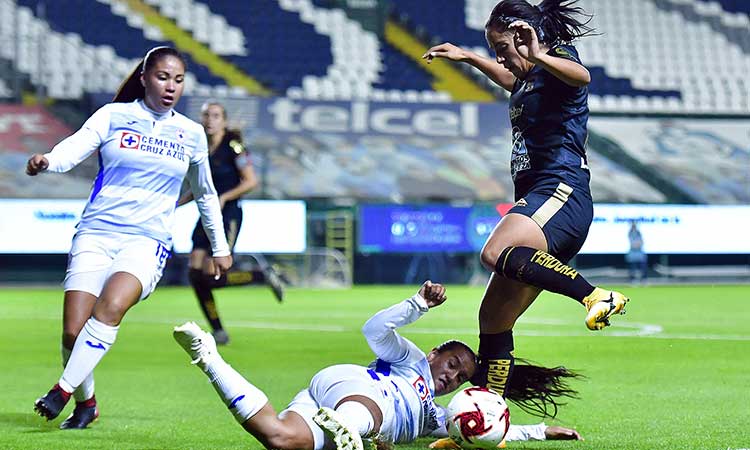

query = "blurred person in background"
178;101;284;345
423;0;630;406
26;46;232;429
626;220;648;283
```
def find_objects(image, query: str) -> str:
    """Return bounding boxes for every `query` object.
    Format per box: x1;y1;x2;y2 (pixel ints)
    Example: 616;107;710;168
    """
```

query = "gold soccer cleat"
583;288;630;330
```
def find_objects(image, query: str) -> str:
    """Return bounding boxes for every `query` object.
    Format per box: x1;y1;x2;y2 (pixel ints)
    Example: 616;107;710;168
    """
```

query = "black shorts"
191;206;242;253
509;182;593;263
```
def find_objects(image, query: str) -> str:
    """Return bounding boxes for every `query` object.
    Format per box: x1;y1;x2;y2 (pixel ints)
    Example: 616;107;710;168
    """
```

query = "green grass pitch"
1;284;749;449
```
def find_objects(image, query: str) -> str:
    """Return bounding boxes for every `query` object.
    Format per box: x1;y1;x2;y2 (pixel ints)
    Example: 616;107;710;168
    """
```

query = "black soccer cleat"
264;266;285;303
34;384;72;420
60;397;99;429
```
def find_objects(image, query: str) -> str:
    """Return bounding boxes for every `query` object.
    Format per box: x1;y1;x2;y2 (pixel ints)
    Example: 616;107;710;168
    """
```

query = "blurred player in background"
626;220;648;283
173;281;581;450
26;46;232;428
178;101;284;345
424;0;630;399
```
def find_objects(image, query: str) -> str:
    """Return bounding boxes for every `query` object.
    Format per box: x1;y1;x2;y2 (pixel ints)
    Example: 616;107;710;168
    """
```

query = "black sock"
202;270;267;289
471;331;515;396
496;246;595;303
188;268;224;331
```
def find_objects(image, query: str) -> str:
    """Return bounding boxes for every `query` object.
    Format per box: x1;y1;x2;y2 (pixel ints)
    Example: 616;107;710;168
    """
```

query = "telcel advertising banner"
358;203;750;254
0;199;307;254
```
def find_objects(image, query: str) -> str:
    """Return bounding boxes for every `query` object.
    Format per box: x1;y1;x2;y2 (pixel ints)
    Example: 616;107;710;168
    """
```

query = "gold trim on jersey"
530;182;573;228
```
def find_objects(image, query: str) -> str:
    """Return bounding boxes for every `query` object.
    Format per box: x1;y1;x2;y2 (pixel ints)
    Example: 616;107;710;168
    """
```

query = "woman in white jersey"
173;281;581;450
26;46;232;429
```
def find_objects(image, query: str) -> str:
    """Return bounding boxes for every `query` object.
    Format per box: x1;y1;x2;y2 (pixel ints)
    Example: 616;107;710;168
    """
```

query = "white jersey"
362;294;444;443
43;100;229;255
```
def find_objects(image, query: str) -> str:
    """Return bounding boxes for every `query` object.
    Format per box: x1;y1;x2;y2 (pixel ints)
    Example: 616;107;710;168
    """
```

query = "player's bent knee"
480;246;502;272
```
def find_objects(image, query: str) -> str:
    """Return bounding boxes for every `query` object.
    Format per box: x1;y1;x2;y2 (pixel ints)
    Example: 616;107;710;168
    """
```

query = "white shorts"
281;364;395;450
64;230;170;300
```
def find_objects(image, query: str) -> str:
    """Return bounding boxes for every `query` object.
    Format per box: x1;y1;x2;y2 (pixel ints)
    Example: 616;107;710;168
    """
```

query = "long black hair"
485;0;595;45
112;46;187;103
505;358;583;418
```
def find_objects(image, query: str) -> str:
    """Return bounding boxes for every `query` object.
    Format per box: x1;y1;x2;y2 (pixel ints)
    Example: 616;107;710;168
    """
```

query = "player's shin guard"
204;358;268;424
496;246;595;303
59;317;118;393
62;345;95;402
189;268;224;332
471;331;514;397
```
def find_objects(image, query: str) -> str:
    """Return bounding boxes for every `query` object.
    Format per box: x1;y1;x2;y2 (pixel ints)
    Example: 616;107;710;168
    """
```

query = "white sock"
203;358;268;424
62;346;95;402
335;401;375;437
59;317;118;393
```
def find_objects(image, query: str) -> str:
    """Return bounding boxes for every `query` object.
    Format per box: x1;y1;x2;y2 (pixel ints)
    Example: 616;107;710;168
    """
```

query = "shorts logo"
412;376;430;400
120;132;141;149
515;198;528;207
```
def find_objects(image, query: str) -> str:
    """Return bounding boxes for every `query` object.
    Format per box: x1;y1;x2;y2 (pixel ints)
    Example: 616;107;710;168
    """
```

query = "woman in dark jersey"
180;102;284;345
424;0;630;398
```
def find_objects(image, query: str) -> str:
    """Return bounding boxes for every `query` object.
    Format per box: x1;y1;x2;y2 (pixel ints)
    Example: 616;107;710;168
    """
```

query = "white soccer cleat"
313;407;364;450
173;321;218;368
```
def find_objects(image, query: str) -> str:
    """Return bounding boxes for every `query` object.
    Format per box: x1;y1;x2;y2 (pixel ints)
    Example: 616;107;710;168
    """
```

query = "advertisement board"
358;203;750;254
0;199;307;254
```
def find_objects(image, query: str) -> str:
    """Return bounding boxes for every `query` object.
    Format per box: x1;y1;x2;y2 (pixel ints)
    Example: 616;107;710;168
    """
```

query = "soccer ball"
445;387;510;449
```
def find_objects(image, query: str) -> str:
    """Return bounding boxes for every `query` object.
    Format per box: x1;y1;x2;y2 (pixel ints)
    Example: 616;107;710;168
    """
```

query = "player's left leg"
173;322;314;449
483;186;628;330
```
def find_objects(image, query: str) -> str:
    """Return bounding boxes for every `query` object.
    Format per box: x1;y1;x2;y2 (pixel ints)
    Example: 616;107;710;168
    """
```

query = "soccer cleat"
60;398;99;429
264;266;285;303
313;407;364;450
428;438;461;449
34;383;72;420
583;288;630;330
212;328;230;346
173;321;218;369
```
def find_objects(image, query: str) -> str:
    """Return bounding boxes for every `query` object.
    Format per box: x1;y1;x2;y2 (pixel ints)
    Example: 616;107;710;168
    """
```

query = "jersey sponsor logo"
412;375;430;401
120;132;141;149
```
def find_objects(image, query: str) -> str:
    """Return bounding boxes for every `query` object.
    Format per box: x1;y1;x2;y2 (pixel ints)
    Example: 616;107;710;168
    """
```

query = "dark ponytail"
504;358;583;418
485;0;595;45
112;46;187;103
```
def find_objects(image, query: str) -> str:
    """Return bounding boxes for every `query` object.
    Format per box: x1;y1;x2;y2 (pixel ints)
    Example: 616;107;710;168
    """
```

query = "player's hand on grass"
212;255;233;280
26;154;49;176
422;43;468;64
545;425;583;440
419;280;447;308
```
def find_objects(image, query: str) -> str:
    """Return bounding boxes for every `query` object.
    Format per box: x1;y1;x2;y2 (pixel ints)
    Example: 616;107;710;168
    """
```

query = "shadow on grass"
0;412;60;433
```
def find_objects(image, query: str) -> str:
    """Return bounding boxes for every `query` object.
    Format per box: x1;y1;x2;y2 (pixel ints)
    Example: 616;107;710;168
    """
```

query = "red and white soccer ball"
445;387;510;449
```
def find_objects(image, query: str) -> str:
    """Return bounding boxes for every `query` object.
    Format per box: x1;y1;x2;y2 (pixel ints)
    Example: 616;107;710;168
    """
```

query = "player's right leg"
59;290;99;428
173;322;314;449
471;273;541;395
35;234;111;421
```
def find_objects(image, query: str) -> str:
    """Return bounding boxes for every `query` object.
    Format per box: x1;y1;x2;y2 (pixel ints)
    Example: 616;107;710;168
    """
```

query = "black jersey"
508;44;591;199
209;130;249;210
